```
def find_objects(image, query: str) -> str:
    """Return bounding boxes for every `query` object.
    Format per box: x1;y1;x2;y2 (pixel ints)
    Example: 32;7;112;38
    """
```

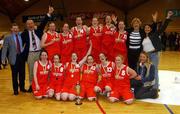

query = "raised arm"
158;11;173;34
37;6;54;31
79;40;92;66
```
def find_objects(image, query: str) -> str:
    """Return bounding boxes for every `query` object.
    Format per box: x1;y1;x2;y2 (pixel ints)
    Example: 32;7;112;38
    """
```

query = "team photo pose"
79;55;99;101
111;20;128;64
71;17;89;61
47;54;65;100
101;15;116;61
41;22;61;61
59;23;74;64
109;55;139;104
89;17;102;63
32;50;51;99
94;53;115;97
61;41;92;101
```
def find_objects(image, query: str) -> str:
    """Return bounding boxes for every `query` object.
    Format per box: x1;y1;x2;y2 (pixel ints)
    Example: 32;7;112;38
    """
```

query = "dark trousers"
132;80;157;99
10;54;25;92
128;49;141;70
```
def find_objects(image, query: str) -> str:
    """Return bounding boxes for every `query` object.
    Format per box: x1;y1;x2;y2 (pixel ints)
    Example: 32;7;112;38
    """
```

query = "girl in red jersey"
109;55;140;104
47;54;65;100
71;17;89;61
94;53;115;96
61;41;92;101
59;23;74;64
111;21;128;65
101;15;116;61
41;22;61;61
32;50;51;99
79;55;98;101
89;17;102;63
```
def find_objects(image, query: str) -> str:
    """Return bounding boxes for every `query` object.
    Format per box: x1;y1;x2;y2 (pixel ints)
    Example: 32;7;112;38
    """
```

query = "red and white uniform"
72;27;88;61
110;65;133;101
59;33;74;63
97;61;114;92
89;26;102;63
102;25;116;61
80;63;98;98
44;32;61;61
62;62;81;95
32;61;51;97
48;63;65;94
111;31;128;64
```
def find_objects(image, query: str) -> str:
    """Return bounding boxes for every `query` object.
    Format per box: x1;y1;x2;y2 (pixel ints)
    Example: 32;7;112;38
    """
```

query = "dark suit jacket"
21;14;51;61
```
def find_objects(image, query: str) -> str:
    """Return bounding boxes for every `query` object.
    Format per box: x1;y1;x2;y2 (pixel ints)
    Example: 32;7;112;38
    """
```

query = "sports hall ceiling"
0;0;150;21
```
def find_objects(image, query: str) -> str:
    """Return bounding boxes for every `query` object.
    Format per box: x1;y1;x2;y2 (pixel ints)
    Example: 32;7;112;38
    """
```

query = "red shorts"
96;80;112;92
110;87;134;101
80;82;96;98
32;83;48;97
48;79;63;94
61;84;77;95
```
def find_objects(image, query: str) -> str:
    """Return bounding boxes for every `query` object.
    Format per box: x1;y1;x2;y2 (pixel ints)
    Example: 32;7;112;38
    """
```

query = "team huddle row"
33;50;141;105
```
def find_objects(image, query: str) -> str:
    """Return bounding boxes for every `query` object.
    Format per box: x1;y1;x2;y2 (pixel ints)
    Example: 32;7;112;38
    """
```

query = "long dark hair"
39;49;48;60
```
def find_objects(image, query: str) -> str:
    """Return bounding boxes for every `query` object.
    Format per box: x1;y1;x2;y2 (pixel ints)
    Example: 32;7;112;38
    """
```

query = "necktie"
31;31;37;50
15;34;21;54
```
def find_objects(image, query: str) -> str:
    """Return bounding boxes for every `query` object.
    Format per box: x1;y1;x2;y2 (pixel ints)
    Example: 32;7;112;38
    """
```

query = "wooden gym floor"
0;51;180;114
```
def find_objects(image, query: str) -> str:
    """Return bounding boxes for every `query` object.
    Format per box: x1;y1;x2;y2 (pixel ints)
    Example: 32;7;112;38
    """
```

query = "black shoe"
20;88;27;92
14;91;19;95
27;86;32;93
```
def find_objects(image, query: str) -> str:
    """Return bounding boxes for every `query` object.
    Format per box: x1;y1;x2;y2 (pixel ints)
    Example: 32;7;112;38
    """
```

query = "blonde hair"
131;17;142;26
138;51;152;77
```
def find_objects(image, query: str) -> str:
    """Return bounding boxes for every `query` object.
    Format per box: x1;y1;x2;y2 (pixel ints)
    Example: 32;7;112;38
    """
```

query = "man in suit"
21;6;54;92
1;23;26;95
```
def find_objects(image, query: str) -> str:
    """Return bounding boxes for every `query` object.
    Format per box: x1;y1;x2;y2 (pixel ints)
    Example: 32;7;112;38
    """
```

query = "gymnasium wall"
0;0;180;36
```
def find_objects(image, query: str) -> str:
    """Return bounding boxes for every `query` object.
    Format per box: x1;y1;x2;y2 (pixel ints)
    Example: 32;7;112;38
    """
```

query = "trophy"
75;82;82;105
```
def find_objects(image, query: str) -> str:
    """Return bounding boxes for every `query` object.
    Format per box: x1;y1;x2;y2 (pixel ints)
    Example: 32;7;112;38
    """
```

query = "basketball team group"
1;6;174;105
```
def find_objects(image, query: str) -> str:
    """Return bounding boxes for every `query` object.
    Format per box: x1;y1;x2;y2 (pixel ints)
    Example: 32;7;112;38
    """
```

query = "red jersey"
99;61;114;82
59;33;74;63
64;62;80;86
113;31;127;53
113;65;130;87
49;63;65;83
45;32;61;60
89;26;102;51
81;63;98;84
102;25;115;46
33;61;51;85
72;26;87;48
89;26;102;63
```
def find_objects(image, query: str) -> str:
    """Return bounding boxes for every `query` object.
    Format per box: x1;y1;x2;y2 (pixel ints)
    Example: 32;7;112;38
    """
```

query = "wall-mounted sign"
22;14;63;23
68;11;115;20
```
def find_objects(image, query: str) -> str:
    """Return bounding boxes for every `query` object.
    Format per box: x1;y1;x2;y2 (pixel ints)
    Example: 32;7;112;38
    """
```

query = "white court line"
140;70;180;106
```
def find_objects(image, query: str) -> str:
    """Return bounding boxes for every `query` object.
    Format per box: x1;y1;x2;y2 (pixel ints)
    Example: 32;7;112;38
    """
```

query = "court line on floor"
164;104;174;114
96;99;106;114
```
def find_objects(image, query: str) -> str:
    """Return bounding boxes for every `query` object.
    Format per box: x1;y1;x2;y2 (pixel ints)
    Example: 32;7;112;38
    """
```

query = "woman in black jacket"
142;11;173;90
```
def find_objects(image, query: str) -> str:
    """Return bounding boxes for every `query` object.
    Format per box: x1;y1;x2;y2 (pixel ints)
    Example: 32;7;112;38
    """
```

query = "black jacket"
21;14;51;61
148;19;171;52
